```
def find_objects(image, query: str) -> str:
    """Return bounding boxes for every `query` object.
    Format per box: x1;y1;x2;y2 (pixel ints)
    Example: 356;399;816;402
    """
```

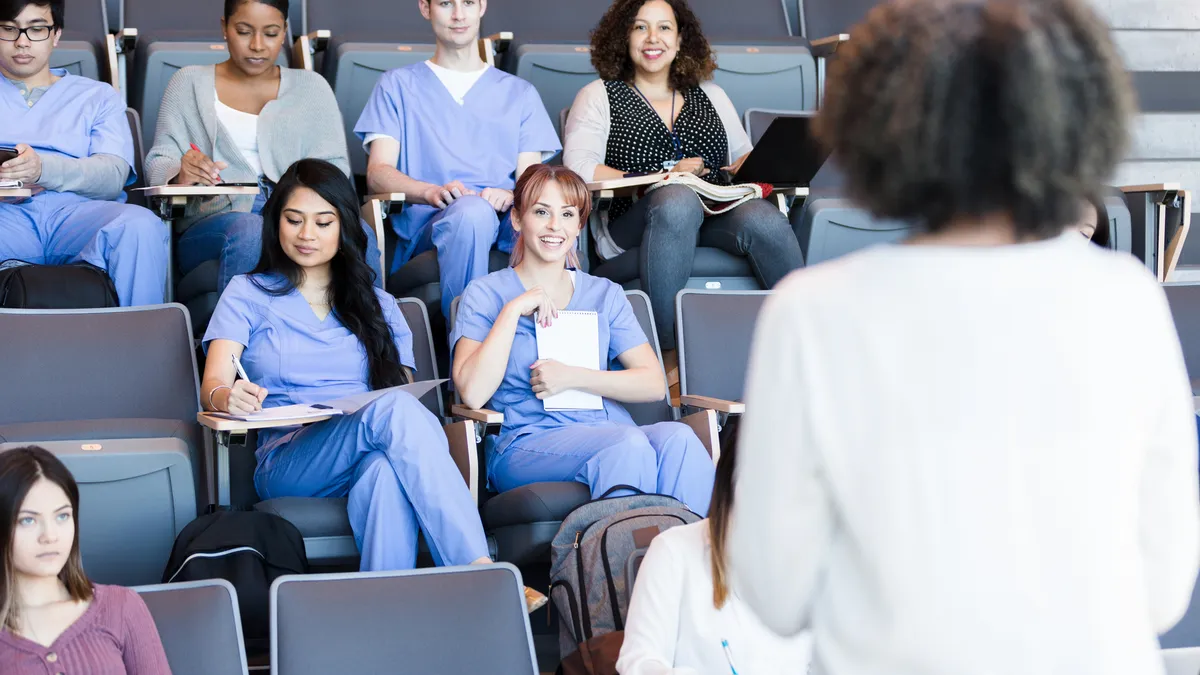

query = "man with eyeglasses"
0;0;168;306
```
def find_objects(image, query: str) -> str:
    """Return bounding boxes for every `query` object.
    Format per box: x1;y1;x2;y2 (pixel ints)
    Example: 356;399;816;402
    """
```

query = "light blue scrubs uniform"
0;70;167;306
451;268;716;515
204;274;489;570
353;64;561;317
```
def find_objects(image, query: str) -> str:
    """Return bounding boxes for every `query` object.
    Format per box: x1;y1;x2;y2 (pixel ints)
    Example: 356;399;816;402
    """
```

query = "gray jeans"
607;184;805;349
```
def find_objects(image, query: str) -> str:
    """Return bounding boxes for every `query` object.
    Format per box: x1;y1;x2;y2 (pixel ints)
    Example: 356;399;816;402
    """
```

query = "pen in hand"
721;639;739;675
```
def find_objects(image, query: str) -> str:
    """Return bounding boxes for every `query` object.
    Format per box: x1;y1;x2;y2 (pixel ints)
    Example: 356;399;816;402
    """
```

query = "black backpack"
0;260;118;308
163;510;309;655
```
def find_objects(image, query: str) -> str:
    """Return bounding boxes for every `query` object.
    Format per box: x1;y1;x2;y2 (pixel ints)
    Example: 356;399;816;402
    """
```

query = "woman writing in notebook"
452;164;715;514
563;0;804;381
200;159;545;612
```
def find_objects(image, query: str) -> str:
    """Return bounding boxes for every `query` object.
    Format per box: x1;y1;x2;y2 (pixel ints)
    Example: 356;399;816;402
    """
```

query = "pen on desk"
232;353;250;382
721;639;739;675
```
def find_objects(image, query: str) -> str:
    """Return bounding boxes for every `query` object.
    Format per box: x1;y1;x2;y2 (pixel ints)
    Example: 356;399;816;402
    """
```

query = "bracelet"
208;385;231;412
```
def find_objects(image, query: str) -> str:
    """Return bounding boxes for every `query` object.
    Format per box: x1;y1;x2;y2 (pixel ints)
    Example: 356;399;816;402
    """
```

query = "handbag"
0;260;119;309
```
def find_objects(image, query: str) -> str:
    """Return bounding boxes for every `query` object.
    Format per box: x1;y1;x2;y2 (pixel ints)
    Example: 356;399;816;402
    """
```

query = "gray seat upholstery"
592;246;761;295
1163;283;1200;391
134;579;249;675
1163;647;1200;675
797;0;878;38
388;247;512;322
467;291;675;565
233;298;445;565
0;306;203;584
271;565;537;674
124;0;290;149
306;0;435;175
789;195;913;265
52;0;109;81
676;289;769;402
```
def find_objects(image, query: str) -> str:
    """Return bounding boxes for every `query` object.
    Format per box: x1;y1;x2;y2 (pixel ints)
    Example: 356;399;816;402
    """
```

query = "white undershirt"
214;93;263;177
361;61;489;151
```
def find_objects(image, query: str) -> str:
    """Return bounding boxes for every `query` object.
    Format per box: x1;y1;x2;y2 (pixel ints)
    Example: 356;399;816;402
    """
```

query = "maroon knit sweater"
0;584;171;674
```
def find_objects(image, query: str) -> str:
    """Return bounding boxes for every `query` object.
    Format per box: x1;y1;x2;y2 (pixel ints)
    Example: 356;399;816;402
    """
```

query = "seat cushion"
480;481;591;530
254;497;352;540
388;249;512;296
594;246;755;285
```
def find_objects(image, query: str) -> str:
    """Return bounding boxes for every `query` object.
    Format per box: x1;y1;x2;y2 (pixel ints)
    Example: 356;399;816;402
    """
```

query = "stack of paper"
535;311;604;411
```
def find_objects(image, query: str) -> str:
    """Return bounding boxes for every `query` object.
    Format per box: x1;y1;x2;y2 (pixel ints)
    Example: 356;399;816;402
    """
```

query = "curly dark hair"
817;0;1134;238
589;0;717;90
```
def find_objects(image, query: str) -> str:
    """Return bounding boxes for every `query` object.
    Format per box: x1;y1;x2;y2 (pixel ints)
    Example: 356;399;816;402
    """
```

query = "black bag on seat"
163;510;309;655
0;261;119;308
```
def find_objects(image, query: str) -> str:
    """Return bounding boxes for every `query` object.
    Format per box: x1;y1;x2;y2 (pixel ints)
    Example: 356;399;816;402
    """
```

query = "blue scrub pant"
178;191;384;294
253;390;490;571
490;421;716;516
0;191;168;306
421;195;513;319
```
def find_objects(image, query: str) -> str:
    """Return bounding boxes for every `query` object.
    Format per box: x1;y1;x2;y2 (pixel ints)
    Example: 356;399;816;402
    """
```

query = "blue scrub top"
0;69;137;189
450;268;649;452
353;63;561;267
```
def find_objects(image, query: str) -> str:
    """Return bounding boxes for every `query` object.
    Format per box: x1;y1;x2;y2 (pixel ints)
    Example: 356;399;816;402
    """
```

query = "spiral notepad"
535;310;603;411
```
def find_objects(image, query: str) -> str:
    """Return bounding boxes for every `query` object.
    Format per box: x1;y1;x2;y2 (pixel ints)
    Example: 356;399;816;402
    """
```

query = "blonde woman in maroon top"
0;446;171;674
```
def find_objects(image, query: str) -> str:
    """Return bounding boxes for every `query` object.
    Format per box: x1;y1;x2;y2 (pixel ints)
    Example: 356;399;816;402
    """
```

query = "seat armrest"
197;411;335;433
680;408;721;465
586;174;665;201
810;33;849;58
115;27;138;54
141;185;261;218
0;187;33;202
478;32;513;66
364;193;409;206
292;30;331;71
1121;183;1182;194
199;411;336;507
451;404;504;425
679;395;745;415
443;420;482;504
360;194;407;276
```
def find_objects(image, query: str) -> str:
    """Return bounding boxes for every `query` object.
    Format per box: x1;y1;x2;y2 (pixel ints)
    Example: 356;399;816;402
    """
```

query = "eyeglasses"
0;24;55;42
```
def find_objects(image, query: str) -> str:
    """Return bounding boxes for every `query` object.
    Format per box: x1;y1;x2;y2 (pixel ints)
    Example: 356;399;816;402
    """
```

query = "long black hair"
250;159;407;391
223;0;288;21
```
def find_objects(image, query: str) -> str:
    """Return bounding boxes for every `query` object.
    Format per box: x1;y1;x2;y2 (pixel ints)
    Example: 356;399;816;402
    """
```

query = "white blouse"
617;521;812;675
730;233;1200;675
214;94;262;178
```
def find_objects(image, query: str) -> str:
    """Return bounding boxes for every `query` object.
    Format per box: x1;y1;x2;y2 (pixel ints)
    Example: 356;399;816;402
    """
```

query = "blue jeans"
177;187;383;293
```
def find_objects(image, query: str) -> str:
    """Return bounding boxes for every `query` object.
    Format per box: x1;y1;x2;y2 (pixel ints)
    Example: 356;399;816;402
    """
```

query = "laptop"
733;113;830;188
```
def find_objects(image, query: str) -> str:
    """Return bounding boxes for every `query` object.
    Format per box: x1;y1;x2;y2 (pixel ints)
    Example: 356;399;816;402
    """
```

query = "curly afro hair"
589;0;717;91
816;0;1134;238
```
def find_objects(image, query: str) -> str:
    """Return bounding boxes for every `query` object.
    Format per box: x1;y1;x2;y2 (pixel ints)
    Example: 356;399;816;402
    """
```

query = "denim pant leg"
698;197;806;287
176;211;265;293
605;184;706;350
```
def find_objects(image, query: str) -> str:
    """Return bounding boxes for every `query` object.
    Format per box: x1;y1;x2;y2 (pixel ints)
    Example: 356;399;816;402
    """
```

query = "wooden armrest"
587;174;665;200
364;193;408;206
483;31;514;42
443;420;482;504
773;187;809;198
451;404;504;425
1121;183;1182;194
141;185;261;199
810;33;849;57
197;411;334;433
292;30;331;70
679;395;745;415
680;408;721;465
1164;190;1192;282
0;188;32;199
478;32;514;66
115;27;138;53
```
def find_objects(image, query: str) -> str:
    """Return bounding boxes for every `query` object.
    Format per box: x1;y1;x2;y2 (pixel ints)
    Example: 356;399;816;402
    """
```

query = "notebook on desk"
535;310;604;411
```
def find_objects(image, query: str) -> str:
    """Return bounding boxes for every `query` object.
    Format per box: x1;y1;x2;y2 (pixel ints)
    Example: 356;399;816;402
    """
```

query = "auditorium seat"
272;565;538;674
452;291;721;565
299;1;439;175
123;0;291;149
789;194;913;266
0;306;203;586
480;0;611;139
1163;283;1200;393
675;289;767;407
51;0;113;83
134;579;249;675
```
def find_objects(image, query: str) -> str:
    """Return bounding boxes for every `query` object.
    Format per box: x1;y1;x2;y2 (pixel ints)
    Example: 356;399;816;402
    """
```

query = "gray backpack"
549;491;701;673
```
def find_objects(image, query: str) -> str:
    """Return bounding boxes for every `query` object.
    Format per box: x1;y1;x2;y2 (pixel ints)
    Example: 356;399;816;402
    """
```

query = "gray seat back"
125;0;290;147
791;196;912;265
125;107;147;206
621;290;675;426
398;296;445;417
1163;647;1200;675
743;107;806;145
106;0;120;31
53;0;109;81
308;0;433;175
676;290;769;402
799;0;878;38
271;565;537;675
134;579;249;675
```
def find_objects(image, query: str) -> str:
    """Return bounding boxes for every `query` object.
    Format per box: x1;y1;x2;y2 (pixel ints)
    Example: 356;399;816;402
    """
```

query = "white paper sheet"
535;311;604;411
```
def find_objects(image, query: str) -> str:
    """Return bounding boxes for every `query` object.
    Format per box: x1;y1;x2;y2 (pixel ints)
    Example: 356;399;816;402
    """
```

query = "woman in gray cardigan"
145;0;380;294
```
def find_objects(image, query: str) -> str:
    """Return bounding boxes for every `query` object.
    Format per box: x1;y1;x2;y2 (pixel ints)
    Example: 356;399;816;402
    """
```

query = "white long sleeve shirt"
617;521;812;674
730;233;1200;675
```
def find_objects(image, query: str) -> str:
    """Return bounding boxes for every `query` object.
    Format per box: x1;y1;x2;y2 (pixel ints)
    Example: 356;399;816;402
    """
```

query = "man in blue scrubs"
0;0;167;306
355;0;560;320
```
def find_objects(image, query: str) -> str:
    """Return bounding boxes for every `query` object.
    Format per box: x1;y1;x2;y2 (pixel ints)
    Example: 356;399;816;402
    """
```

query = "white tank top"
214;94;263;178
